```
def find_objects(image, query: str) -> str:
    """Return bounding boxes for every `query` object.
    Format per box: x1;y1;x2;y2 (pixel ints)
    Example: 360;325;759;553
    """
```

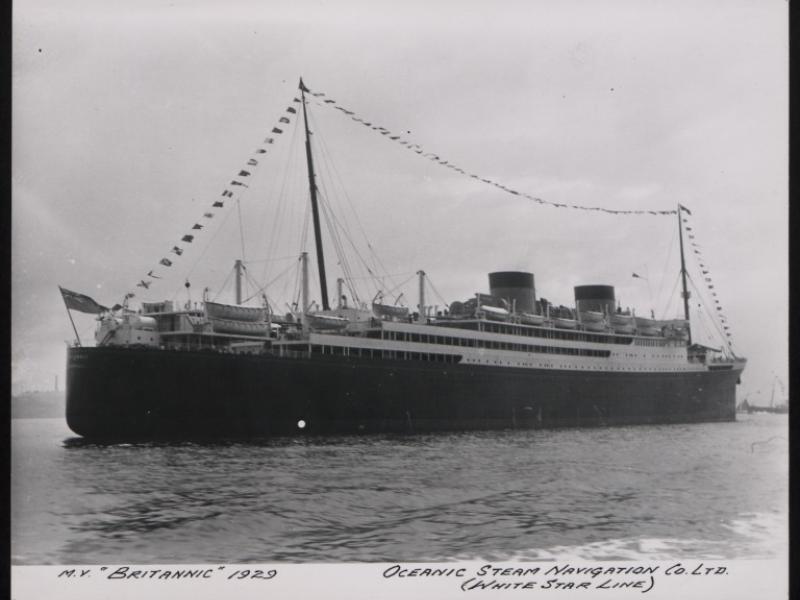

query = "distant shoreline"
11;391;65;419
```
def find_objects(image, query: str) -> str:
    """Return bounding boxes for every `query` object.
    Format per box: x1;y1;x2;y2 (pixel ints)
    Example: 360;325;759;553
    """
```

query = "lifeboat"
583;320;608;332
480;305;510;321
208;317;270;336
372;302;409;320
635;317;662;336
553;317;578;329
307;313;349;331
580;310;605;323
205;301;266;322
610;313;634;327
520;312;545;325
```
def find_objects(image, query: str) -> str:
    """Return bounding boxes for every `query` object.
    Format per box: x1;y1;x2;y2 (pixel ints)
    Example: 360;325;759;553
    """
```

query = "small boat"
553;317;578;329
205;301;266;322
372;302;409;320
583;320;607;332
638;326;660;336
307;313;350;330
480;305;510;321
580;310;605;323
745;377;789;414
519;312;545;326
208;317;270;336
613;323;635;334
610;313;634;326
635;316;663;335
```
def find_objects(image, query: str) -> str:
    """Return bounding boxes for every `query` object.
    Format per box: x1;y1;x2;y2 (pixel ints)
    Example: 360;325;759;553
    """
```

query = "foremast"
677;204;692;346
299;78;330;311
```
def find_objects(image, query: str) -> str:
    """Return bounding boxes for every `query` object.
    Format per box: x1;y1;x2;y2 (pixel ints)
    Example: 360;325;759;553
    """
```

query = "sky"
12;0;787;398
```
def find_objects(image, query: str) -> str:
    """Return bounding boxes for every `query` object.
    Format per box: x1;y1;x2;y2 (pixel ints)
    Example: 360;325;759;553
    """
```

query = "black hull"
66;346;740;440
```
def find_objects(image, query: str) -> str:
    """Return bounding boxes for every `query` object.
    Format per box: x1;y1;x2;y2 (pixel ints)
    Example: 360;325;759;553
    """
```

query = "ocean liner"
63;79;746;439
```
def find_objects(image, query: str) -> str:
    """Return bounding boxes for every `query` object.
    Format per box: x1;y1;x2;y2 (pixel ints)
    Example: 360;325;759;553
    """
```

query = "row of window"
313;337;611;359
422;321;644;346
634;337;677;347
310;345;461;363
370;331;610;357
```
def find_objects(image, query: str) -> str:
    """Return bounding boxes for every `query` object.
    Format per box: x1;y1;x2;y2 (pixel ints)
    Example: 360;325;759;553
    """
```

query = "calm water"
11;414;787;564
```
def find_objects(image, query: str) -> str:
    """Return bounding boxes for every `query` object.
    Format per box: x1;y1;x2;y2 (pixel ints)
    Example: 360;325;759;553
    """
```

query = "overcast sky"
12;0;786;397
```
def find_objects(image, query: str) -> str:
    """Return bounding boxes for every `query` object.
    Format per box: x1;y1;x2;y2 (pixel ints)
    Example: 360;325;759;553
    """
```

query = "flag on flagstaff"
58;286;108;314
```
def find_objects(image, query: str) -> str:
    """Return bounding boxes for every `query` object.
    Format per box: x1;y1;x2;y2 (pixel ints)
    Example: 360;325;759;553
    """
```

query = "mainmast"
677;204;692;345
299;78;330;311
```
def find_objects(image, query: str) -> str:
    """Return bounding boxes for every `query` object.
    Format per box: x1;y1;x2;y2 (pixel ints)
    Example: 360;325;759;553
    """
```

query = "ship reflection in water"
11;413;786;564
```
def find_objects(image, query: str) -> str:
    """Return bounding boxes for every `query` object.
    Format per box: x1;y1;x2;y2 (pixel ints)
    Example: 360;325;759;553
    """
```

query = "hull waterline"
67;346;739;440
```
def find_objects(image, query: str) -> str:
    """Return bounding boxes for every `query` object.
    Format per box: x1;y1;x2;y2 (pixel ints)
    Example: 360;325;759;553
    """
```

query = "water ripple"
11;414;788;563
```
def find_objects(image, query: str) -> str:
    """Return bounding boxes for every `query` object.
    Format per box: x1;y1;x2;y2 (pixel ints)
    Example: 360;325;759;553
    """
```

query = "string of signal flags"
134;80;721;312
302;83;680;217
680;209;736;348
135;99;301;292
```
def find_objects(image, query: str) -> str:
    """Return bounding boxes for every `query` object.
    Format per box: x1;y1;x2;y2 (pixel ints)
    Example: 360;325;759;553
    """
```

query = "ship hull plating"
66;346;739;440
